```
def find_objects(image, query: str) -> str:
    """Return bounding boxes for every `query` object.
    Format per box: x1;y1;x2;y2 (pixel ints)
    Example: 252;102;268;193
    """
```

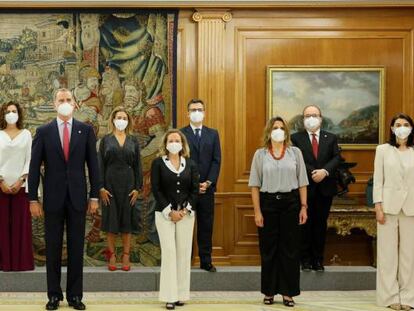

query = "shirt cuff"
322;169;329;176
162;204;172;221
30;200;39;203
90;198;99;201
185;203;195;217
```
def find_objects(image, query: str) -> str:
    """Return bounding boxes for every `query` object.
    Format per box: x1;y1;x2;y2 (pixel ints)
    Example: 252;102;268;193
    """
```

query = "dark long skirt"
0;188;34;271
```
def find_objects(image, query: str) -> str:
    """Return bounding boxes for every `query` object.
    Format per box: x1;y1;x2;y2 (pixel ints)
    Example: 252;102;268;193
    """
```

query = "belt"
260;189;298;200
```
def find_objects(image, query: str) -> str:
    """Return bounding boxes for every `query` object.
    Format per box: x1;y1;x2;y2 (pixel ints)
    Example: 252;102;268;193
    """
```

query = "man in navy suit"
29;88;100;310
181;99;221;272
291;105;341;272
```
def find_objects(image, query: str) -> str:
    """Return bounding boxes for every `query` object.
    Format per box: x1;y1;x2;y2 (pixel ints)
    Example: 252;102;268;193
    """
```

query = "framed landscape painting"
267;66;385;150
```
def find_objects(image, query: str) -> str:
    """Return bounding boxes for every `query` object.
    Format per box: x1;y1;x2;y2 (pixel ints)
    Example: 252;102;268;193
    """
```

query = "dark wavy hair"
0;101;24;130
388;112;414;147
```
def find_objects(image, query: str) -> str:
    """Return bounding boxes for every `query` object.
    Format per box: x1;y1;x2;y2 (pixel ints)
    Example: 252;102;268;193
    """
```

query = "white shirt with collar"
190;123;203;136
306;128;321;143
160;155;194;220
56;116;73;147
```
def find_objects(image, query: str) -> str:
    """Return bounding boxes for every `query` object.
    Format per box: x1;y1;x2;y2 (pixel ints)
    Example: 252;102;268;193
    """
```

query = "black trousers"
196;193;214;265
301;189;333;264
258;190;301;297
44;194;86;301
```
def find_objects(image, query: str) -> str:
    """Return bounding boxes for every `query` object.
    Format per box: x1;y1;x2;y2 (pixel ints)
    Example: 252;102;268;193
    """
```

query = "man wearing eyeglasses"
181;99;221;272
291;105;341;272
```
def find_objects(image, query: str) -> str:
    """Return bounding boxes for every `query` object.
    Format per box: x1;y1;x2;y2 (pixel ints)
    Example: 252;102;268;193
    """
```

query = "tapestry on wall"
0;10;178;266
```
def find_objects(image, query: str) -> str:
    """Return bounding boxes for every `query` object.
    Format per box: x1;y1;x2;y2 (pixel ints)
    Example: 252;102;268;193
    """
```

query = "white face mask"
113;119;128;131
271;128;285;142
190;111;204;123
394;126;412;140
57;102;74;117
166;142;183;155
304;116;321;131
5;112;18;125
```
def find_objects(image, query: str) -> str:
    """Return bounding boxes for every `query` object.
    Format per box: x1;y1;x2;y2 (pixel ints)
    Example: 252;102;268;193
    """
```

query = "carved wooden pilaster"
192;9;232;130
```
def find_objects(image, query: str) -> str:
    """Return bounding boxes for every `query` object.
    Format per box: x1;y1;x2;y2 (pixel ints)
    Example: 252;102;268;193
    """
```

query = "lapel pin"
324;135;327;137
78;130;82;134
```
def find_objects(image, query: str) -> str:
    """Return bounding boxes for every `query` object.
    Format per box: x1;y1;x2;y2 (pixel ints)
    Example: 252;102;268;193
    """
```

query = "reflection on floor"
0;290;388;311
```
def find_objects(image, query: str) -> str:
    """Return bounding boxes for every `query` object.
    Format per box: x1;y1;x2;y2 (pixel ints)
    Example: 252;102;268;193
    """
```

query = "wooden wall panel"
177;8;414;266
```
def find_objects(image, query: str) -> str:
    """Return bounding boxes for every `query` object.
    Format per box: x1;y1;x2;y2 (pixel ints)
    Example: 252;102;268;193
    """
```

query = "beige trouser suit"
155;211;195;302
373;144;414;307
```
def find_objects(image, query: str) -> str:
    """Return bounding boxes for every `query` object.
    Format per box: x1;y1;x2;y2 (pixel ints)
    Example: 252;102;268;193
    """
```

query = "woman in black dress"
99;106;143;271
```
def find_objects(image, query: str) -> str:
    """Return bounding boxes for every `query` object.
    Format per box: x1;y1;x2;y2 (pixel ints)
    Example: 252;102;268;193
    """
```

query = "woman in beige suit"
373;113;414;311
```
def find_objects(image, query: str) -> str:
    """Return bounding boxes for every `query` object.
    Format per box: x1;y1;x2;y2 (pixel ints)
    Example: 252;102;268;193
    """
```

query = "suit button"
177;174;180;177
177;190;180;193
177;182;180;185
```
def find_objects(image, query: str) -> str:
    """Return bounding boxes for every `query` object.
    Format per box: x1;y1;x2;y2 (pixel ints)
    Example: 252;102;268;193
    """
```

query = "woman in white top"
374;113;414;311
0;101;34;271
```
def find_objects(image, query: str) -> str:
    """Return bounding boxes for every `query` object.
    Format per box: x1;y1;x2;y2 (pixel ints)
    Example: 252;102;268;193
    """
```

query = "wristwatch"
206;180;212;188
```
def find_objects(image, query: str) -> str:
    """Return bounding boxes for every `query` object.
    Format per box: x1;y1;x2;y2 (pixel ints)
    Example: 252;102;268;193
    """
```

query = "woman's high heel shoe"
263;296;274;305
283;296;295;307
121;252;131;271
103;249;117;271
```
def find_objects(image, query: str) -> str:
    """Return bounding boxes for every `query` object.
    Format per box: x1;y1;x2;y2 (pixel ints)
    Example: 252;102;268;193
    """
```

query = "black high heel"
283;297;295;307
263;296;274;305
166;302;175;310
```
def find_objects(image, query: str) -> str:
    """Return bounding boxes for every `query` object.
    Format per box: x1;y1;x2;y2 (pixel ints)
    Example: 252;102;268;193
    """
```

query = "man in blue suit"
181;99;221;272
29;88;100;310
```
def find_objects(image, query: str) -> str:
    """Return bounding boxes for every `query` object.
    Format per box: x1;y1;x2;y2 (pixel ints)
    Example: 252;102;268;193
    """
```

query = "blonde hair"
262;116;292;148
158;128;190;158
107;106;133;135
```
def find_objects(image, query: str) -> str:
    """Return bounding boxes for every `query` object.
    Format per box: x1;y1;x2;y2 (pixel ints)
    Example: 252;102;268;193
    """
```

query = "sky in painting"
272;70;380;124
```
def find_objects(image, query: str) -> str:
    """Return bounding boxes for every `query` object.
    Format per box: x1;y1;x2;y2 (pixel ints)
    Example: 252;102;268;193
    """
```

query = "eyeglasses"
304;114;320;118
189;108;204;112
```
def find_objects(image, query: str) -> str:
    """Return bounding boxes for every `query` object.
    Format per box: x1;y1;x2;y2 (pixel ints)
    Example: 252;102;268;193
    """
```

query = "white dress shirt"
190;123;203;136
0;129;32;192
306;128;321;143
56;116;72;146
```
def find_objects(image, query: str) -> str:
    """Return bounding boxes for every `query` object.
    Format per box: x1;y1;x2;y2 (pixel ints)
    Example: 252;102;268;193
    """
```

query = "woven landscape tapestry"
0;10;178;266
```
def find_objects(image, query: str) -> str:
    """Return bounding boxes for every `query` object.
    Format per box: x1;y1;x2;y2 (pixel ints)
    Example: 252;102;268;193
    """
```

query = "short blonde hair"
107;106;133;135
262;116;292;148
158;128;190;158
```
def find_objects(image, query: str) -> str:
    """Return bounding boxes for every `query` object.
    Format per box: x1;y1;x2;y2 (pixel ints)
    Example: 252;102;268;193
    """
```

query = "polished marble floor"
0;290;392;311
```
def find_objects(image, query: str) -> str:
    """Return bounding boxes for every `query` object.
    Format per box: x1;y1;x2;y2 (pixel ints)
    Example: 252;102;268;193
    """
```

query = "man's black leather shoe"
68;297;86;310
45;297;61;310
301;261;312;272
312;261;325;272
200;263;217;272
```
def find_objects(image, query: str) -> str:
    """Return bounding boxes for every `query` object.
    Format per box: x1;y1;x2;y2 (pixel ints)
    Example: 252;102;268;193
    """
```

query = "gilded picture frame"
267;66;385;150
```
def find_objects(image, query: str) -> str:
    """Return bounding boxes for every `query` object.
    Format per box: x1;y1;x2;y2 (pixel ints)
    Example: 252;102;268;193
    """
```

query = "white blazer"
373;143;414;216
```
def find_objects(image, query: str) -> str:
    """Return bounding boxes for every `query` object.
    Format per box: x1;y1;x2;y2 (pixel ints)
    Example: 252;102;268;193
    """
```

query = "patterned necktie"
311;133;318;159
63;121;70;162
195;128;201;146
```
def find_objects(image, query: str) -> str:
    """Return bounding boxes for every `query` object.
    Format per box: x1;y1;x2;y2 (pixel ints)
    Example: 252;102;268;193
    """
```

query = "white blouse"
0;129;32;192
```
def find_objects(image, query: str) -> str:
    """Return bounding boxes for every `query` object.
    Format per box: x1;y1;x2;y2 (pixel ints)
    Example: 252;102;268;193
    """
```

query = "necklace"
269;145;286;160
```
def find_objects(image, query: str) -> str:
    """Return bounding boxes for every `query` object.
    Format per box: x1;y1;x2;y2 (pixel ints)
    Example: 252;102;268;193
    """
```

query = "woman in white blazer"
373;113;414;311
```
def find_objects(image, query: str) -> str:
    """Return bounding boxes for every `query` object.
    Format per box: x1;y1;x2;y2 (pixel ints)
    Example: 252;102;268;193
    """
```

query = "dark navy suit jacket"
291;129;341;197
28;118;100;211
181;125;221;193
